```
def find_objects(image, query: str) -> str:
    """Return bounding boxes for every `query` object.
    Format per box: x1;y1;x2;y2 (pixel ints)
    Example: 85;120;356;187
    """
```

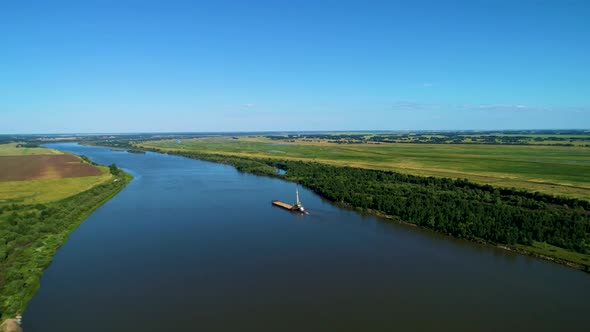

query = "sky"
1;0;589;133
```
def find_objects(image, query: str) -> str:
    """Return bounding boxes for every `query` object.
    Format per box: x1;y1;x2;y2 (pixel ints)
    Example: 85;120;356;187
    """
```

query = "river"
24;143;590;331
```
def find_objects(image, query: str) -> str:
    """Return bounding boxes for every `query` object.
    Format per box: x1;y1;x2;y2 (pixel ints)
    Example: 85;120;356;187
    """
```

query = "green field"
0;143;62;156
140;136;590;200
0;172;112;205
264;131;590;146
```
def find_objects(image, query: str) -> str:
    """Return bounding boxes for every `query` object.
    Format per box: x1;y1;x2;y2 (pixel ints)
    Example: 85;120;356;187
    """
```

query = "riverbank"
139;136;590;201
0;319;21;332
144;147;590;273
321;201;590;272
0;158;132;326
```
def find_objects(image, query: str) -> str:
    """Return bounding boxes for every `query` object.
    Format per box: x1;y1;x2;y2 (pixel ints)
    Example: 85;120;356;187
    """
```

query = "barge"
272;188;308;214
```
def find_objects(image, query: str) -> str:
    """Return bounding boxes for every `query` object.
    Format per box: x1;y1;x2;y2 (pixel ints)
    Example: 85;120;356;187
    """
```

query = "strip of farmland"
0;155;102;181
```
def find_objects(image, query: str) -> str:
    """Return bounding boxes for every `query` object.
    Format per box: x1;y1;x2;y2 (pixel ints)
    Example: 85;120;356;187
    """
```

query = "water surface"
25;143;590;331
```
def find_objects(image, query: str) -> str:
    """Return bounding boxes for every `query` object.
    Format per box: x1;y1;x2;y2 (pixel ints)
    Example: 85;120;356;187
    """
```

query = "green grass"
456;133;590;146
0;143;62;156
516;242;590;269
141;136;590;200
0;172;132;319
0;168;112;204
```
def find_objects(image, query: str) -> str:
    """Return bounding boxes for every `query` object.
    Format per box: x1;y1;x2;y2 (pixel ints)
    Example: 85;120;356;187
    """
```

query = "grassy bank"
147;147;590;272
140;137;590;200
0;167;132;320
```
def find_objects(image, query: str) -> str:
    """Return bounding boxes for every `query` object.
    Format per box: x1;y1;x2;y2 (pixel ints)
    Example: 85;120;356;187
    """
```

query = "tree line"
155;148;590;259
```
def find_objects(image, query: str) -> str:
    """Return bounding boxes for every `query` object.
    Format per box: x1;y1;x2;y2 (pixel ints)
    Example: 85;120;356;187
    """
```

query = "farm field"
0;144;111;204
0;143;63;156
0;174;112;205
265;131;590;146
0;155;102;181
140;136;590;200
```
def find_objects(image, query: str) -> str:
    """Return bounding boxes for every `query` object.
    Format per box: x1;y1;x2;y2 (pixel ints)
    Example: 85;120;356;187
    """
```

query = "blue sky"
1;0;589;133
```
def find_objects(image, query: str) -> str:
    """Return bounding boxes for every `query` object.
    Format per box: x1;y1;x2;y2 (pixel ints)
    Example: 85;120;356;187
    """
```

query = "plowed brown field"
0;154;102;181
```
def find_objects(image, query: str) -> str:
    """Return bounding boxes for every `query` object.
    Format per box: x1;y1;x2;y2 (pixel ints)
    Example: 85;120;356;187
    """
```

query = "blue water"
24;143;590;332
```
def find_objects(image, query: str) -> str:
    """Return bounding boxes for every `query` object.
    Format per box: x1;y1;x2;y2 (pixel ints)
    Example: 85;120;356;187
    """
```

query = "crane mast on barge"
272;187;307;214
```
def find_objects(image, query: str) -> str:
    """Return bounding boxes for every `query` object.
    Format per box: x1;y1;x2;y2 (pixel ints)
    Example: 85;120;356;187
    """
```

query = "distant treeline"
265;131;590;146
150;148;590;266
86;140;136;149
15;143;40;148
126;149;146;154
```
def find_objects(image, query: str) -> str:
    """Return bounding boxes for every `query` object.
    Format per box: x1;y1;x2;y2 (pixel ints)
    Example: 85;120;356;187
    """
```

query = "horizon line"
2;128;590;136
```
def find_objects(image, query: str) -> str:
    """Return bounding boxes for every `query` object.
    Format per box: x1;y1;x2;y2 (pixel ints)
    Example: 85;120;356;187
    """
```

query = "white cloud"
476;104;531;111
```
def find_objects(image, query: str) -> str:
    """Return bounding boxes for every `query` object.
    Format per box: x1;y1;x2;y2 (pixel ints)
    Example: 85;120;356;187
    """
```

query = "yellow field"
0;143;112;204
0;143;63;156
0;168;112;204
